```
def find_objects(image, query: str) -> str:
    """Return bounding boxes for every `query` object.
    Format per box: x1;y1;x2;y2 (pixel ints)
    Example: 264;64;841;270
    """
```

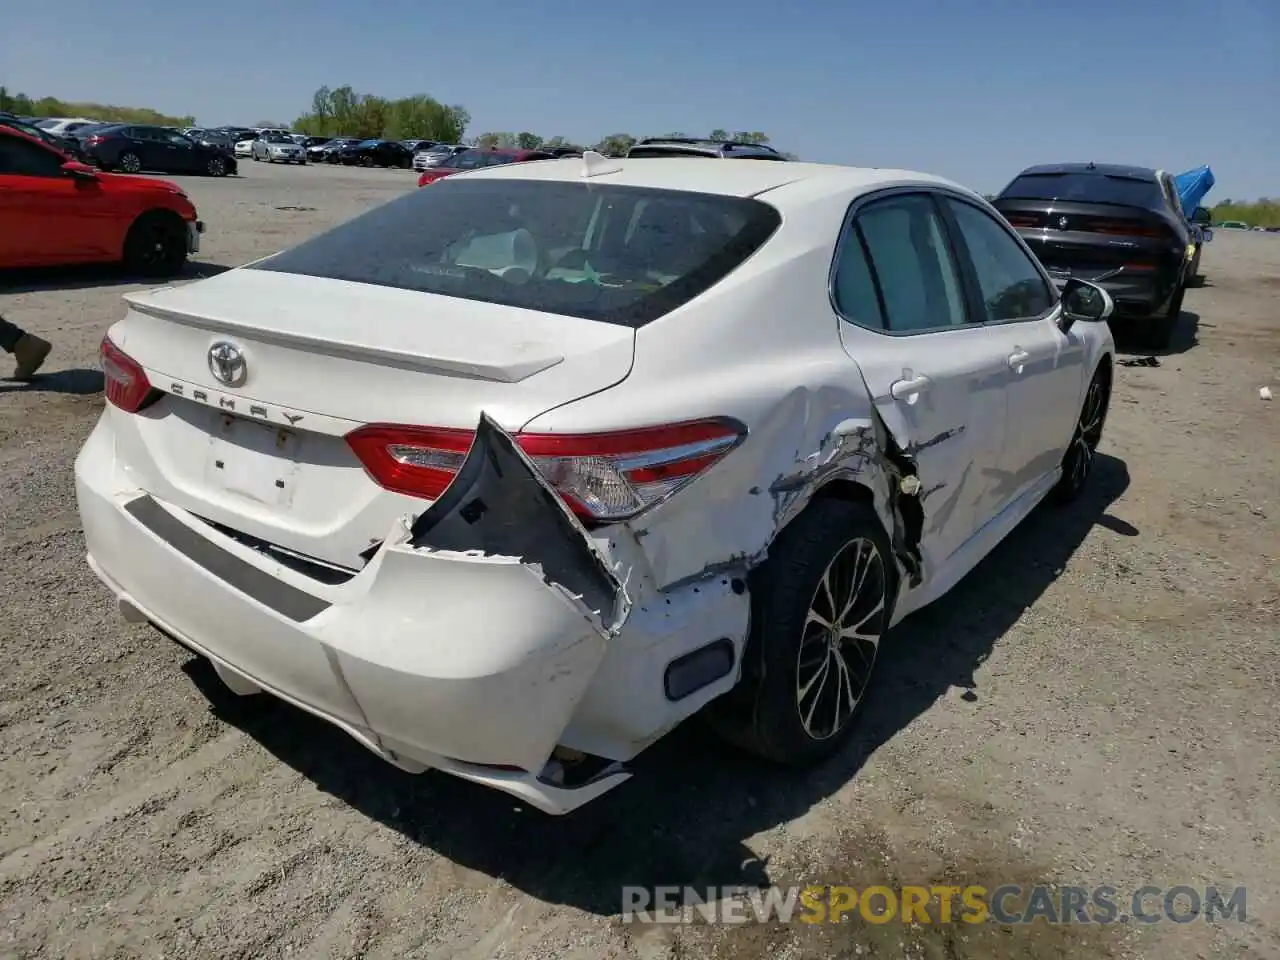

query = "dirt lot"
1;162;1277;960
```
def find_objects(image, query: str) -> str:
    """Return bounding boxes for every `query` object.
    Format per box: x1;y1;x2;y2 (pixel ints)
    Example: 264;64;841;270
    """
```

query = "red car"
0;125;203;276
417;147;556;187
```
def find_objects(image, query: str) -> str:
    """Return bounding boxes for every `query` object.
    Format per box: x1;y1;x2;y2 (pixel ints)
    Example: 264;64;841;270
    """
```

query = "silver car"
252;133;307;164
412;144;467;172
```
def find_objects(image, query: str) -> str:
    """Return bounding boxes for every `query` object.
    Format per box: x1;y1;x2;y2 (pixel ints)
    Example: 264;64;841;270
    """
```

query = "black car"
311;137;360;162
338;138;412;168
0;112;90;162
80;124;237;177
993;163;1193;349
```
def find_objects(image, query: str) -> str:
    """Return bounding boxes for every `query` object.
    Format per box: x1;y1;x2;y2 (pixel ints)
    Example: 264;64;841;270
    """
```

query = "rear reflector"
100;335;158;413
345;418;747;523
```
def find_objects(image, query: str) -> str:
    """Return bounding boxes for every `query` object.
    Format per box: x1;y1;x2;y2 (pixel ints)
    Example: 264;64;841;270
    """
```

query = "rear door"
832;190;1009;571
940;195;1086;503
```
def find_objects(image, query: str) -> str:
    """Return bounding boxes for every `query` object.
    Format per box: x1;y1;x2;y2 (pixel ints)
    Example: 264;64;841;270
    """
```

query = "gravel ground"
1;162;1277;960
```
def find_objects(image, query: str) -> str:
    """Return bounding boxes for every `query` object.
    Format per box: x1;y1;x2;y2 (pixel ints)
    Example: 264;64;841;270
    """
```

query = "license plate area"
204;414;302;507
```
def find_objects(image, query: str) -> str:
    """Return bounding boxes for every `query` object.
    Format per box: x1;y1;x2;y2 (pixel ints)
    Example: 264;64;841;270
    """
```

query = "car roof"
1017;162;1158;181
455;155;966;201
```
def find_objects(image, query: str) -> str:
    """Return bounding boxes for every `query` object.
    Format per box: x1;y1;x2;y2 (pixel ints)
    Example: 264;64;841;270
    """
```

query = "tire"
1140;284;1184;350
1052;361;1111;504
206;155;228;177
705;498;896;765
361;155;374;167
118;151;142;174
122;211;188;278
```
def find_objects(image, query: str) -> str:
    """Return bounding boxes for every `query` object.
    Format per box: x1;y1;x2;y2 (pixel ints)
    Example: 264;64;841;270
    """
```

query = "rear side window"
1000;172;1165;210
852;194;967;332
249;178;782;328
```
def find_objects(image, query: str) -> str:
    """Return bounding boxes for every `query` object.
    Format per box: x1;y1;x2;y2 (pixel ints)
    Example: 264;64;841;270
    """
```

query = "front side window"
0;134;64;177
945;199;1056;322
853;194;967;332
249;179;782;328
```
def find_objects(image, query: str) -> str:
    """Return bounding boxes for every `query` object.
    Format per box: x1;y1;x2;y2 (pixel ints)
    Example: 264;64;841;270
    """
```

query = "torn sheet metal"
311;413;634;774
408;412;629;631
622;386;900;593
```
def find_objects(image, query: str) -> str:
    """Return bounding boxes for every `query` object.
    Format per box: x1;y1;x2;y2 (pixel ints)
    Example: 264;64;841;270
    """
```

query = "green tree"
592;132;636;157
515;131;543;150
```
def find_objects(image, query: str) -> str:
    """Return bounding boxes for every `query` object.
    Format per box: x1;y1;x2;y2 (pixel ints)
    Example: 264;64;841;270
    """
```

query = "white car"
36;116;99;136
76;155;1116;814
252;133;306;164
233;138;255;158
413;144;466;172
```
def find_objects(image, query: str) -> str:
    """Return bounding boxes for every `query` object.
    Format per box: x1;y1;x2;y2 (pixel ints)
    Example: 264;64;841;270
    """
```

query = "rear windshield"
1000;172;1165;209
248;178;781;327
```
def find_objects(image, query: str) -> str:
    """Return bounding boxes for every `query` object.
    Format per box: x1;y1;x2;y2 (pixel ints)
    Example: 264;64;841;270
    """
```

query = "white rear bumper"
73;413;634;814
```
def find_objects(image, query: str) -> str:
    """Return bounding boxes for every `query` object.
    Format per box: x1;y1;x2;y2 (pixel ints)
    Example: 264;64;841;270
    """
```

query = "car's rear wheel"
706;498;895;765
122;211;188;277
1140;283;1184;350
1052;361;1111;504
361;155;374;167
118;152;142;174
206;155;227;177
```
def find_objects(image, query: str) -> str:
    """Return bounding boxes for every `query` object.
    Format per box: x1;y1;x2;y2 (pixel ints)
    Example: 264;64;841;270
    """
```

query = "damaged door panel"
619;387;894;592
312;414;632;776
838;322;1009;575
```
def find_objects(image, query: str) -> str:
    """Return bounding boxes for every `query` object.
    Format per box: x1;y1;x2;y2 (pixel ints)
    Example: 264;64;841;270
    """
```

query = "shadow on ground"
188;454;1132;936
1111;309;1200;358
0;260;230;293
0;368;103;395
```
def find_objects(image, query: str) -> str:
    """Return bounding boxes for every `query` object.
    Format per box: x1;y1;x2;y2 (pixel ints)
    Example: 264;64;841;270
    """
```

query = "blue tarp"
1174;165;1215;215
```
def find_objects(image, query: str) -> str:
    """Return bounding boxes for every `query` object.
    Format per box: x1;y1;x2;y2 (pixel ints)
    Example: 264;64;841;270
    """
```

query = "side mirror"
1059;278;1114;334
61;160;98;180
1191;206;1212;226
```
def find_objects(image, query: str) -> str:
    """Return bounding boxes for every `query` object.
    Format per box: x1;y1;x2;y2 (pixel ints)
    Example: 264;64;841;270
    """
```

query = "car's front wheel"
1052;362;1111;504
706;498;895;765
122;211;188;277
206;155;227;177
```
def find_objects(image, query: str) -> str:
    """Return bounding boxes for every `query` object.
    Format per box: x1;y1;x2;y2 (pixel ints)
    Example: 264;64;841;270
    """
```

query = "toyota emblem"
1058;216;1069;230
207;341;247;387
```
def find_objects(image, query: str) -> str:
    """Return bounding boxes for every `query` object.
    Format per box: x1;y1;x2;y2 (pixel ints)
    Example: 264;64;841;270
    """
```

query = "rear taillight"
83;135;105;147
345;418;746;523
1004;214;1044;228
99;335;157;412
1081;218;1166;239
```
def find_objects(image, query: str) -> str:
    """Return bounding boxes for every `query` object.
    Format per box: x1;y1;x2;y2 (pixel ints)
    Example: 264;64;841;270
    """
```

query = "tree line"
0;87;193;126
290;85;789;156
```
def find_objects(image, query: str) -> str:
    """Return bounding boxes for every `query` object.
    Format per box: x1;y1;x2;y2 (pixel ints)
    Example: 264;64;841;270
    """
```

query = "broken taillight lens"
344;418;746;523
99;335;157;413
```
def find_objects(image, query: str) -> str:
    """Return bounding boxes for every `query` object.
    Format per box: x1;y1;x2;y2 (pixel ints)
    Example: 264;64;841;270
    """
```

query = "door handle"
889;374;931;400
1007;349;1031;371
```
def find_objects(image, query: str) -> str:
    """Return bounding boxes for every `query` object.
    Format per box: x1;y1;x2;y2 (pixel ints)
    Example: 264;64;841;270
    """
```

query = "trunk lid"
110;268;635;568
995;199;1182;279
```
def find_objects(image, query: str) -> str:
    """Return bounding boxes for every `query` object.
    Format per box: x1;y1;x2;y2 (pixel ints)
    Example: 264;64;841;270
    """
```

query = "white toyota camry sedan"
76;154;1116;814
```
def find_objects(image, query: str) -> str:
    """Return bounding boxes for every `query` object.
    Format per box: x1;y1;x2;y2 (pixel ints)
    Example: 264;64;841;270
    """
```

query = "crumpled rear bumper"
74;411;633;813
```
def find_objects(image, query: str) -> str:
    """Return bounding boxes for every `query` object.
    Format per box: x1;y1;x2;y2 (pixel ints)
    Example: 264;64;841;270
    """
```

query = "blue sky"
4;0;1276;198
